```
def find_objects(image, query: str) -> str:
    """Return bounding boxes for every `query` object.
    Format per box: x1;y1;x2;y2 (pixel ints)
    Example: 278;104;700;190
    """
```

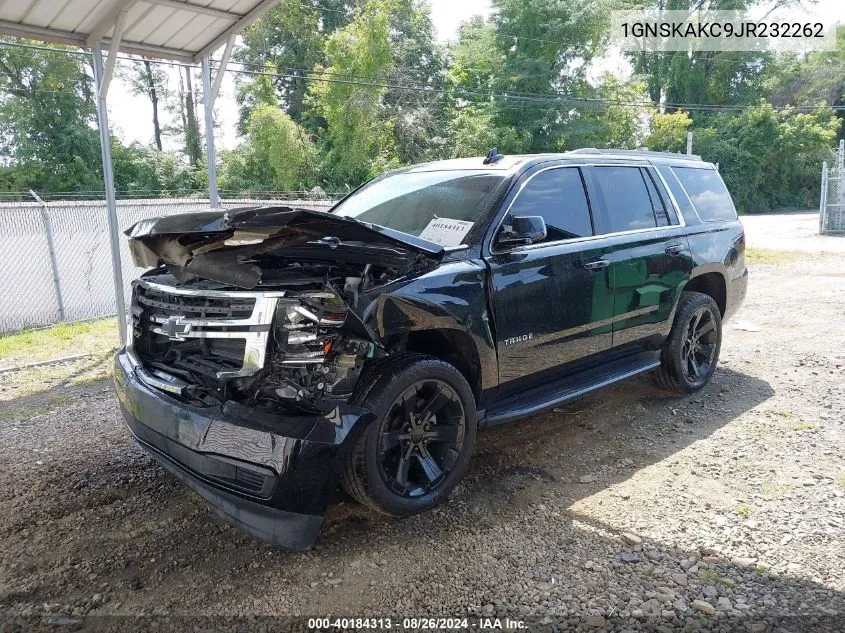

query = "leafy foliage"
690;105;839;211
308;0;396;186
646;110;692;153
219;104;318;193
0;40;102;193
0;1;841;213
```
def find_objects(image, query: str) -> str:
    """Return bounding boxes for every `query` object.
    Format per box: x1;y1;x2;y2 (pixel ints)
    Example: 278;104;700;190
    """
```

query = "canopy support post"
202;56;220;209
93;42;127;345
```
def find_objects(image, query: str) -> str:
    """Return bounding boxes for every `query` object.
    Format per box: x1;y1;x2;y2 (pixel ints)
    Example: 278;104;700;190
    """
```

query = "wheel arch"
395;328;483;404
682;270;727;317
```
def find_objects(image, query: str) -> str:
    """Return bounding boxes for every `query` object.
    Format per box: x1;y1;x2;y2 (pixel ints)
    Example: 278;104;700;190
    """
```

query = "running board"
481;356;660;426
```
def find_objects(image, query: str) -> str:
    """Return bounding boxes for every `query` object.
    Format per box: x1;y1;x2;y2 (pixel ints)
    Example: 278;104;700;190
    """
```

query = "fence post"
686;132;693;156
30;190;66;322
819;162;828;235
838;140;845;232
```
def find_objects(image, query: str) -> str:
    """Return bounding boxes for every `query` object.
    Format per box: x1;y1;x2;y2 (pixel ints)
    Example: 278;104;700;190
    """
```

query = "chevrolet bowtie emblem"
161;315;191;339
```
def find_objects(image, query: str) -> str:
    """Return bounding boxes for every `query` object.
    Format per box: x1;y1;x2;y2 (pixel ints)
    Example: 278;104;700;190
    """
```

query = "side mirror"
498;215;547;246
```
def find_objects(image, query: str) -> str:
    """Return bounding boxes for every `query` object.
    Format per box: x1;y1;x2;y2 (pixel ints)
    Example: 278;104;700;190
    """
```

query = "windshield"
332;170;506;246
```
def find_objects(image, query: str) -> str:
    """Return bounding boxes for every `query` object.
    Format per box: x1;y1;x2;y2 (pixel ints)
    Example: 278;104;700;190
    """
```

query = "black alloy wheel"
377;379;466;498
341;354;477;516
653;291;723;394
681;305;719;383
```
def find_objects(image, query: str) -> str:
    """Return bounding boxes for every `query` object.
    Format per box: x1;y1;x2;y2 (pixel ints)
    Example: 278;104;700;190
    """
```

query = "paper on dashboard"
418;218;474;247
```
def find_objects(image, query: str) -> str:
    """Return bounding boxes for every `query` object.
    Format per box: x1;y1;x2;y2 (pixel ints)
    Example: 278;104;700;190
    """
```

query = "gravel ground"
1;243;844;631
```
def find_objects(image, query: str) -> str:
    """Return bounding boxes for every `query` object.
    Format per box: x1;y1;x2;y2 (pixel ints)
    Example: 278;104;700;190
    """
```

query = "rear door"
485;164;614;395
583;165;692;351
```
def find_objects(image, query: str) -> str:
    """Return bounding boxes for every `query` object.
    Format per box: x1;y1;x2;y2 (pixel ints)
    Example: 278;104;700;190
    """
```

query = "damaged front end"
128;272;375;414
114;206;444;549
125;206;443;414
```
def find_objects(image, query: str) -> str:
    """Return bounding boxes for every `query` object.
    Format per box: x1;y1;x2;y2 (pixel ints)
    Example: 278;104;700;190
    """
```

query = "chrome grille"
130;279;292;380
136;285;255;320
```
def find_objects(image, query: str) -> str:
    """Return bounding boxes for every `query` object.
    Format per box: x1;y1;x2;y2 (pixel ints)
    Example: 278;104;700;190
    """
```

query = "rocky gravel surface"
1;253;844;632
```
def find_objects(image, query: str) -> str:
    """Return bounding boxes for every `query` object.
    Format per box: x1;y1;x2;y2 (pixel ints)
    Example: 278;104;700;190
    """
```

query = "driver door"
485;165;614;397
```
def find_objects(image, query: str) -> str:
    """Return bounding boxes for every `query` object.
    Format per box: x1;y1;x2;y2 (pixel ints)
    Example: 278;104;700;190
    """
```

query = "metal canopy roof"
0;0;277;62
0;0;284;345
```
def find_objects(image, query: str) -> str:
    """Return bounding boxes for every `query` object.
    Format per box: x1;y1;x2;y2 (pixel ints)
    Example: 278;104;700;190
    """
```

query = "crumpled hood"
125;206;444;289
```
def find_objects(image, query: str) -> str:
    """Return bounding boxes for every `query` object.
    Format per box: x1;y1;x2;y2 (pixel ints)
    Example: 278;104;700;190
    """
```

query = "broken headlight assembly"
268;294;374;410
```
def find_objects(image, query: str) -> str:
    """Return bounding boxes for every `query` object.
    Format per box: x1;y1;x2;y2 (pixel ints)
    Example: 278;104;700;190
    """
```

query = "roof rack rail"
567;148;703;161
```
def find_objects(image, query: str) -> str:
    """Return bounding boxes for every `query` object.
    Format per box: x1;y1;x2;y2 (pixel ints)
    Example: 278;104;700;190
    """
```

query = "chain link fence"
0;197;335;333
820;140;845;235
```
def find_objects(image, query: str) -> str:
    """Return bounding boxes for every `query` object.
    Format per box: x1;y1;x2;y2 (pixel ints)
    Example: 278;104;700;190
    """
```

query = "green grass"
0;318;118;367
698;569;719;582
735;504;756;519
762;482;793;500
0;355;113;401
789;421;818;432
745;248;803;265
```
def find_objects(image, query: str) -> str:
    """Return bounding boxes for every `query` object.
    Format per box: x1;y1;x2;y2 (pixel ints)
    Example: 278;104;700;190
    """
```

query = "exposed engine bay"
131;264;378;414
124;206;445;414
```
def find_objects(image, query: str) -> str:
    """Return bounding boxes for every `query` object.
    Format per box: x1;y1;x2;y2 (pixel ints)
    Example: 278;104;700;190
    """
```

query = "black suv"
114;149;747;549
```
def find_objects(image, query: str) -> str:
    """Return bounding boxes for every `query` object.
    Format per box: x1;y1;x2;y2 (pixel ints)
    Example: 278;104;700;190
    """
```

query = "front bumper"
113;348;373;550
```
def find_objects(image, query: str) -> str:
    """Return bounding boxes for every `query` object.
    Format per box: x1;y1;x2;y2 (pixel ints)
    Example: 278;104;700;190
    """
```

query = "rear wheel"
654;291;722;394
342;355;476;516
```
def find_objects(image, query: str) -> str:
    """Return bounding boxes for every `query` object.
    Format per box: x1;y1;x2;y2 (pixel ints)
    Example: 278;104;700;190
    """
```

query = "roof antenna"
483;148;504;165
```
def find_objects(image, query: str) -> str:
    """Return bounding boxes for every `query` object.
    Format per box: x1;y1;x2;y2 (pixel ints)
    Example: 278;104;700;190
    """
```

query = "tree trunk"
144;61;163;151
183;66;201;165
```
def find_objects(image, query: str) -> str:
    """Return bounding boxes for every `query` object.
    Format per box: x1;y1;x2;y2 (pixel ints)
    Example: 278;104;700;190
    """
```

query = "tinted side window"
508;167;593;241
656;165;697;220
672;167;738;221
589;166;657;233
642;169;670;226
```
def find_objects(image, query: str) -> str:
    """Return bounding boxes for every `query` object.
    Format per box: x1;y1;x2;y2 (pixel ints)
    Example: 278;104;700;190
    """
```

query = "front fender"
355;260;499;394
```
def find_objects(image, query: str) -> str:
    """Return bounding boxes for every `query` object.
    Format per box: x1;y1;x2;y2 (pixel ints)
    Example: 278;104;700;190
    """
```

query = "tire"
653;291;722;394
341;354;477;516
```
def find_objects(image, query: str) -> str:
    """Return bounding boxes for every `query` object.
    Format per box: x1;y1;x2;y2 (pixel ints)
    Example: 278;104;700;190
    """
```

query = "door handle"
583;259;609;271
665;243;685;255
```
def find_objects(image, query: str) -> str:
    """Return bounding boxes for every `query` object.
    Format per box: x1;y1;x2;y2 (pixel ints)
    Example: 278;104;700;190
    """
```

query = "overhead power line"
0;39;842;113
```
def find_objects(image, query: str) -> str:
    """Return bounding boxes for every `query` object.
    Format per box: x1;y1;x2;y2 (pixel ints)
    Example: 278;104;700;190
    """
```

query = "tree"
383;0;447;164
449;103;522;157
235;0;353;127
566;74;652;150
175;66;202;165
646;110;692;153
309;0;395;185
490;0;605;151
235;63;278;136
768;25;845;139
445;17;524;155
112;144;204;196
692;104;840;211
119;59;168;150
219;104;318;193
0;40;102;193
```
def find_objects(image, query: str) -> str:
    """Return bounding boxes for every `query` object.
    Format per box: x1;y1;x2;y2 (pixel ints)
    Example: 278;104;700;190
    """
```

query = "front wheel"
341;355;477;516
653;291;722;394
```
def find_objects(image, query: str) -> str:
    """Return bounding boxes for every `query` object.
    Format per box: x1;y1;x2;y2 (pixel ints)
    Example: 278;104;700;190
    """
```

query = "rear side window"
642;169;671;226
588;166;658;233
508;167;593;241
672;167;737;221
656;165;697;219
